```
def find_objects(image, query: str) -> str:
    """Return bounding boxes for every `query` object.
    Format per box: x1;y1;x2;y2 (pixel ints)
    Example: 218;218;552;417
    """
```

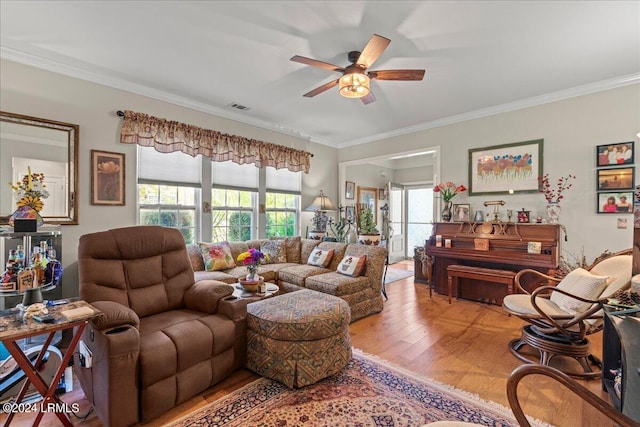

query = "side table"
0;300;100;426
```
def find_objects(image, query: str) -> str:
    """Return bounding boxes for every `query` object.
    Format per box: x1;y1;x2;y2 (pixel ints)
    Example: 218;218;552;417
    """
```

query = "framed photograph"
597;191;633;214
597;141;634;167
345;205;355;222
453;203;470;222
91;150;125;205
345;181;355;200
597;167;634;191
378;188;386;200
357;186;378;223
468;139;543;196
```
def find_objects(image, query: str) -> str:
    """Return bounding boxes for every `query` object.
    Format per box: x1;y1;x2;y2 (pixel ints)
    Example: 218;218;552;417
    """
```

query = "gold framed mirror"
0;111;79;224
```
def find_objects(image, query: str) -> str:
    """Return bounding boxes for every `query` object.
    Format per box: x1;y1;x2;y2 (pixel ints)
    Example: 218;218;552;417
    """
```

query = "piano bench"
446;265;516;304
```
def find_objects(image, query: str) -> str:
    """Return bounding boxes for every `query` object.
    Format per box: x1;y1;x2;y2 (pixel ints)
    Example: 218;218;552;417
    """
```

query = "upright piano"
424;222;561;304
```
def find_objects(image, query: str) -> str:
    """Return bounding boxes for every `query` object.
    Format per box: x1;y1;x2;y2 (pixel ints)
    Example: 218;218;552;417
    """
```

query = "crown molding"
337;73;640;148
0;46;333;147
2;46;636;151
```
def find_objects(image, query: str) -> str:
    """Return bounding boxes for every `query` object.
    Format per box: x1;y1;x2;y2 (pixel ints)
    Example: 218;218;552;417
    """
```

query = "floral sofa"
187;237;387;322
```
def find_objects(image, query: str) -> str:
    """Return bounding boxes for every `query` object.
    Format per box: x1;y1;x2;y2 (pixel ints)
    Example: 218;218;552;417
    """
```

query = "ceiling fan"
290;34;425;105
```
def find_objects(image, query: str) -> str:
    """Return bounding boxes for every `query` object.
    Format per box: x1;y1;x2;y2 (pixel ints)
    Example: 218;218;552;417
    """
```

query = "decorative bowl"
239;277;263;292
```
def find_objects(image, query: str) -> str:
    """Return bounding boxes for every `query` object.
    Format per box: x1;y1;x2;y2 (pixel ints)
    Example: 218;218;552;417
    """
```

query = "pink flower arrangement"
433;182;467;202
539;173;575;203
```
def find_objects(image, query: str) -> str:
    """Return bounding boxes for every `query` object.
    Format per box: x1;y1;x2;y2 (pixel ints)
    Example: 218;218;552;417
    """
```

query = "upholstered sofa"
187;237;387;321
75;226;249;427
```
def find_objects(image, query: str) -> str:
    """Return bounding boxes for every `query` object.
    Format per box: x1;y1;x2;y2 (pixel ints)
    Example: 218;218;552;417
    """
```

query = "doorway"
339;147;440;262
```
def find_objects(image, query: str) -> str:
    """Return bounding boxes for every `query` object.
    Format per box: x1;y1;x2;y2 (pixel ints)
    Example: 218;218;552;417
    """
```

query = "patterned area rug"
170;350;549;427
383;267;414;284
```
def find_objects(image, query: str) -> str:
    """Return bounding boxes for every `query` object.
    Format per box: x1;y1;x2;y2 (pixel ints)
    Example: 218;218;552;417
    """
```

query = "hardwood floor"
6;260;615;426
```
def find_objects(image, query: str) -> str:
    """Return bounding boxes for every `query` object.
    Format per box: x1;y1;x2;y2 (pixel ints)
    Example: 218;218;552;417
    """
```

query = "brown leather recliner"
75;226;248;427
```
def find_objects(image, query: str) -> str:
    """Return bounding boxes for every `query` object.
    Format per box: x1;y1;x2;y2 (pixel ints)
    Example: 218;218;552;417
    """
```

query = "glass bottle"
45;249;63;286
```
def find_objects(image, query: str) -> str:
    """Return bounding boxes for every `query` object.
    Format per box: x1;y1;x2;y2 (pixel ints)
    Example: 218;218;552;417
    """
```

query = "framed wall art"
345;205;355;222
91;150;125;205
357;186;378;223
597;167;634;191
596;141;634;167
468;139;543;196
597;191;633;214
345;181;355;200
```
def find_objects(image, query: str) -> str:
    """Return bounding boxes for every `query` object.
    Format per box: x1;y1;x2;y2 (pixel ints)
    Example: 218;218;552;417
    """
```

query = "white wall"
340;84;640;261
0;59;338;294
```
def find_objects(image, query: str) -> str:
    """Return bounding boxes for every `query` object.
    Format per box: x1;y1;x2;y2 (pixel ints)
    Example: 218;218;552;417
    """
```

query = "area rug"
169;349;550;427
384;267;414;284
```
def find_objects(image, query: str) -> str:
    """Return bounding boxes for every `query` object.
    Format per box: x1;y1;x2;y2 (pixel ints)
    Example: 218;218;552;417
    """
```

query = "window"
139;184;198;244
137;147;201;243
265;192;299;237
211;188;255;241
266;167;301;238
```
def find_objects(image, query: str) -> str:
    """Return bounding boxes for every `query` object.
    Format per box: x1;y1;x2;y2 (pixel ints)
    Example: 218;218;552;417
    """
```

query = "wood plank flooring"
5;260;615;426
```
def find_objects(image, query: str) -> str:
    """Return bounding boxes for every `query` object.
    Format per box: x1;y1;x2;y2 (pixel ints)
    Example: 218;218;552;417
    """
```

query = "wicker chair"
507;364;638;427
503;249;632;378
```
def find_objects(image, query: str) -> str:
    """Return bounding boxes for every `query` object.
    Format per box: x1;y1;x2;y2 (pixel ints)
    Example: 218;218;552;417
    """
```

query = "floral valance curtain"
119;110;312;173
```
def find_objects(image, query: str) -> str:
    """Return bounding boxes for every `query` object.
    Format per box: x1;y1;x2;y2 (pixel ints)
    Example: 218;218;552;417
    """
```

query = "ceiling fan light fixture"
339;72;370;98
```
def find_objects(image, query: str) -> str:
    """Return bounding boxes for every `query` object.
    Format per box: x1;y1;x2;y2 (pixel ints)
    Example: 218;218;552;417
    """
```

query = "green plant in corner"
358;207;379;234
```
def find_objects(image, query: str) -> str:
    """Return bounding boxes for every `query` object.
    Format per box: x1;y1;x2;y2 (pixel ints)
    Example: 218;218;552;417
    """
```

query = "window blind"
266;167;301;194
138;146;201;185
212;160;259;191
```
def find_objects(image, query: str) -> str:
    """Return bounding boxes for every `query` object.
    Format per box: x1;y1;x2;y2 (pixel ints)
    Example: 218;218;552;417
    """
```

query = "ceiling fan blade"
361;91;376;105
368;69;425;81
290;55;344;72
356;34;391;69
303;79;340;97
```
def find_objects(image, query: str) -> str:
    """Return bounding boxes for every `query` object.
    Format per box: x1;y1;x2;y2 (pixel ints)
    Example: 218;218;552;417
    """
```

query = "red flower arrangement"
433;182;467;202
539;173;575;203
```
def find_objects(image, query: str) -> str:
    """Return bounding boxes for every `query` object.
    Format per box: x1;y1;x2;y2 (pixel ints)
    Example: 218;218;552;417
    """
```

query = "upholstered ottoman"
246;289;352;388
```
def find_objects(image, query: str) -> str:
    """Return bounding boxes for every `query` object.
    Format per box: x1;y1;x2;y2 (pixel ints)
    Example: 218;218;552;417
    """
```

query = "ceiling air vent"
226;102;250;111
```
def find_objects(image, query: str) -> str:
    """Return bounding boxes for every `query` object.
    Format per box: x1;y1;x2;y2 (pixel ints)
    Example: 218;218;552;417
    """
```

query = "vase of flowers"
540;173;575;224
8;167;48;229
237;248;267;282
433;182;467;222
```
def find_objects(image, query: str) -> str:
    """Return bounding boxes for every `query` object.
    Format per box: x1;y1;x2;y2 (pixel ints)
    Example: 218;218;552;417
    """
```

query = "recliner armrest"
184;280;234;313
90;300;140;331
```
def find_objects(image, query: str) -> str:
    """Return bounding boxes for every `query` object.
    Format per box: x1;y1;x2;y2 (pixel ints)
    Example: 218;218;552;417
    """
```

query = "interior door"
388;183;405;264
406;186;434;256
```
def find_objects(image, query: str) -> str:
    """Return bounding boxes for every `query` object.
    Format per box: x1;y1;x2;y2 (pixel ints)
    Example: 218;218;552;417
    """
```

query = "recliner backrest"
78;226;194;318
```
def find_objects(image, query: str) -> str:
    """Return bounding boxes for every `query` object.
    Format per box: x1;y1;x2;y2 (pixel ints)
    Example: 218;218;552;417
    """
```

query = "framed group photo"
91;150;125;205
597;191;633;214
596;141;634;167
468;139;543;196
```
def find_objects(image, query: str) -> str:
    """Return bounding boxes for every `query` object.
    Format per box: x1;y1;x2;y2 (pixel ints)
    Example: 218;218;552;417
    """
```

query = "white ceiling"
1;1;638;148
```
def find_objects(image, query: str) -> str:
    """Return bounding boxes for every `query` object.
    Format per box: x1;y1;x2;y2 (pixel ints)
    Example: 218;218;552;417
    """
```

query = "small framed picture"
345;205;355;222
452;204;470;222
596;141;634;167
378;188;386;200
444;239;452;248
474;238;489;251
91;150;125;205
598;191;633;214
345;181;355;200
597;167;634;191
435;235;442;247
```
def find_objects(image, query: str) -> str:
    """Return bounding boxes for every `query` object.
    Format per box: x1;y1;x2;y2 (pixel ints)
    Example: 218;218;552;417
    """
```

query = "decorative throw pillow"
336;255;367;277
271;236;302;263
261;239;287;264
199;241;236;271
307;249;334;268
549;268;609;314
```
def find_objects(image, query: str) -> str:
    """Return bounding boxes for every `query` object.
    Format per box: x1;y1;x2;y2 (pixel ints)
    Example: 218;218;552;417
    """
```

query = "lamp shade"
305;191;337;212
339;72;370;98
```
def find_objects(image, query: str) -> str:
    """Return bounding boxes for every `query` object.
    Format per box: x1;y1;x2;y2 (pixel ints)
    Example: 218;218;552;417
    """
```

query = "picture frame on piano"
468;139;543;196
